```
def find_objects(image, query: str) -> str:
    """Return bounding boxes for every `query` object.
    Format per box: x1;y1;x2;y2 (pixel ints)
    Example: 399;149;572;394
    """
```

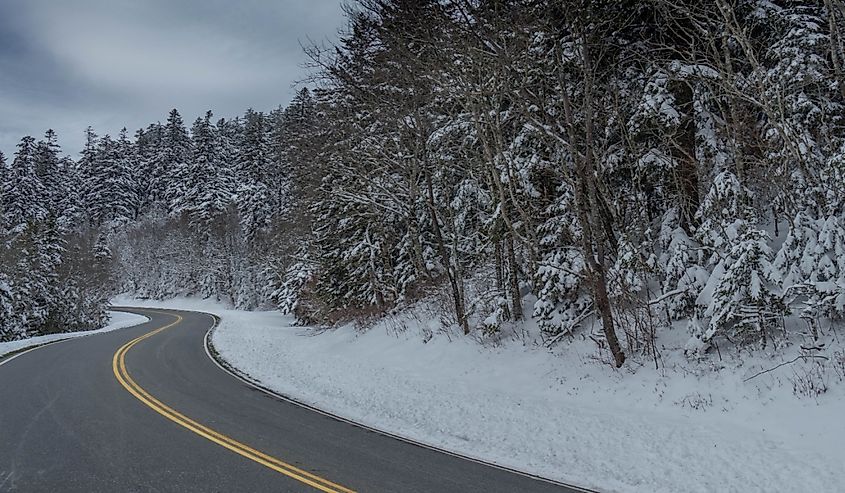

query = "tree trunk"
572;164;626;368
670;78;700;235
495;240;505;293
407;171;428;280
424;169;469;334
494;240;511;320
560;34;626;367
825;0;845;99
506;235;522;321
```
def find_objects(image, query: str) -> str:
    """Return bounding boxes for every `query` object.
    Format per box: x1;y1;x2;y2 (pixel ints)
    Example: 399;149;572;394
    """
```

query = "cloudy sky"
0;0;345;157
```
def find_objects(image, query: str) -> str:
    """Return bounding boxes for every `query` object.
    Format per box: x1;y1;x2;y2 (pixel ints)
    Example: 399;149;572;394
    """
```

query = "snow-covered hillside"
118;297;845;493
4;1;845;488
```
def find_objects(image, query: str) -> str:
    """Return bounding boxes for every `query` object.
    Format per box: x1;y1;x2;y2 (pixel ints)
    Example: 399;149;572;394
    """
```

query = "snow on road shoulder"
0;310;149;359
111;295;232;317
112;297;845;492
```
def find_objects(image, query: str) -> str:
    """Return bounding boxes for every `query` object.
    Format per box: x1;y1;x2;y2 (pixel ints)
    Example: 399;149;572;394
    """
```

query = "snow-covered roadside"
112;297;845;493
0;310;149;360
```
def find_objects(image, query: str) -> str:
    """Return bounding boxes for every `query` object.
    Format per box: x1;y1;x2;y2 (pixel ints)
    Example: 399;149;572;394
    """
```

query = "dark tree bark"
424;169;469;334
558;32;626;368
506;235;523;321
670;78;700;235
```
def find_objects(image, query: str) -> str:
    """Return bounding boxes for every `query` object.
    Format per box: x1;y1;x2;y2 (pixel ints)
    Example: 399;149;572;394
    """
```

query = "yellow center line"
112;309;356;493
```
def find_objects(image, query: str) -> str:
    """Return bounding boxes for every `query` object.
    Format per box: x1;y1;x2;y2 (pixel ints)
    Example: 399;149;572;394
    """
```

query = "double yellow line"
112;310;355;493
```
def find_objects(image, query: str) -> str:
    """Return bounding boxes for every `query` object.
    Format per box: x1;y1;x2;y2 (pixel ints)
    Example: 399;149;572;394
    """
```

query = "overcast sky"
0;0;345;158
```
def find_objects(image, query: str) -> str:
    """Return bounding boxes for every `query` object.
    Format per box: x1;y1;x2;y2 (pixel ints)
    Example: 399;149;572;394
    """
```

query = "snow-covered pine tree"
236;108;273;246
83;133;136;226
55;154;85;231
760;1;839;219
533;184;592;339
34;130;64;216
658;209;709;321
0;269;14;341
9;218;64;335
0;149;18;341
2;136;50;235
690;171;787;352
774;211;845;328
135;123;165;215
186;111;234;231
160;109;193;214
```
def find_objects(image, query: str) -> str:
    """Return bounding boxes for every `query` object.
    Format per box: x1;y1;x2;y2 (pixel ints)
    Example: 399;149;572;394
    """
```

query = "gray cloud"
0;0;345;157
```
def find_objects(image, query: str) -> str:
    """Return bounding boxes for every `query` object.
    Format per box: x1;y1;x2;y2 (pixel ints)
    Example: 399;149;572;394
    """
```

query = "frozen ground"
112;296;845;493
0;310;149;360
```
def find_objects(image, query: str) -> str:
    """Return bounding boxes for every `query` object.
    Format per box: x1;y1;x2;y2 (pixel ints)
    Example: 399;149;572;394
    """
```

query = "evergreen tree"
160;109;193;214
186;111;234;230
135;123;165;214
2;136;49;235
85;132;136;225
34;130;64;215
4;0;845;364
236;108;273;244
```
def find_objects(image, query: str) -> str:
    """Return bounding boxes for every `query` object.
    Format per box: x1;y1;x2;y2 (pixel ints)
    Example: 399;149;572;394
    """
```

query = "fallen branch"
743;354;830;382
544;309;595;348
647;288;688;306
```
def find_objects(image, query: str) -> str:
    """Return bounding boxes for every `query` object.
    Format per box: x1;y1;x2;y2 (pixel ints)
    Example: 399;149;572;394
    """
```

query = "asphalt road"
0;308;585;492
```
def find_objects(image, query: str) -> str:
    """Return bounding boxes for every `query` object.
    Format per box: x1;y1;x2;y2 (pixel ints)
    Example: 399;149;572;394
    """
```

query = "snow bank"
0;310;149;360
113;297;845;492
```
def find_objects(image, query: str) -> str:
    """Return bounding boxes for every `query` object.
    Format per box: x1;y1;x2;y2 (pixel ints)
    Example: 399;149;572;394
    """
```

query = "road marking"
112;309;356;493
202;313;598;493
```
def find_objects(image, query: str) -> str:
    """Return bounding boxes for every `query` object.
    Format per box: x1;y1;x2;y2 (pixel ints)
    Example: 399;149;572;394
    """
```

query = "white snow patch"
0;310;149;359
113;296;845;493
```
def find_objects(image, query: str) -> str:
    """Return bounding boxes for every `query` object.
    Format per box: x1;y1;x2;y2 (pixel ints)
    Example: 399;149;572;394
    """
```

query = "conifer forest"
2;0;845;371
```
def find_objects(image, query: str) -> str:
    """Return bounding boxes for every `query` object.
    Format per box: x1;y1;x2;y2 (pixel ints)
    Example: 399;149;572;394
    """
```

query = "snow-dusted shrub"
0;273;18;341
273;256;315;316
698;224;787;347
687;171;788;351
774;212;845;326
790;358;829;399
533;248;591;340
532;182;596;341
658;209;709;320
833;350;845;382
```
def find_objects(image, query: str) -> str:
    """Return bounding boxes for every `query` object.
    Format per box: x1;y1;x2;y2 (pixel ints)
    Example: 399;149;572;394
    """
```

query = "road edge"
201;312;600;493
0;339;69;367
0;310;151;366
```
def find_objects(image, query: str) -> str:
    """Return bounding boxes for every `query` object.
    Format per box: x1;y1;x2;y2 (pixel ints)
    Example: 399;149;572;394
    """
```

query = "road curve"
0;307;585;492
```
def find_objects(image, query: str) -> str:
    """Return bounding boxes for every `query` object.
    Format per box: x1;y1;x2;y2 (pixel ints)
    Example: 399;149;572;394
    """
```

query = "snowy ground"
112;296;845;493
0;310;149;360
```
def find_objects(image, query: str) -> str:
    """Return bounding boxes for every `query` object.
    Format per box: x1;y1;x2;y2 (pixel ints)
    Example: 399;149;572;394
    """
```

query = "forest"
2;0;844;368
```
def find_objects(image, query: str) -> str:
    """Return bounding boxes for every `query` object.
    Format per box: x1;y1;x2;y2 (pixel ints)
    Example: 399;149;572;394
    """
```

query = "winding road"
0;308;585;492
